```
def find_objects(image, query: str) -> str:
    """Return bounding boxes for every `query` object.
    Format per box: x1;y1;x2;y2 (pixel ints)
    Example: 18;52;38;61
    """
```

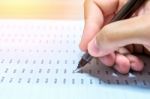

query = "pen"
75;0;145;72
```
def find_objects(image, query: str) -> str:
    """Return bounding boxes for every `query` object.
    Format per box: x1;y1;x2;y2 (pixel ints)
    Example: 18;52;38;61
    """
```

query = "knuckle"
97;26;112;44
95;24;116;50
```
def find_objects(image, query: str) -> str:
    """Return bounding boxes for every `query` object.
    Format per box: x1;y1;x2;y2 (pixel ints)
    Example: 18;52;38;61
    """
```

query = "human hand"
80;0;150;74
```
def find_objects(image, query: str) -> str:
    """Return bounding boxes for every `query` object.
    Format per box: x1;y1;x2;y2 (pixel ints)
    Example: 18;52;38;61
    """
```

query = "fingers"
79;0;104;51
80;0;119;51
98;47;144;74
88;15;150;57
93;0;119;16
114;53;130;74
99;53;115;67
114;54;144;74
126;54;144;71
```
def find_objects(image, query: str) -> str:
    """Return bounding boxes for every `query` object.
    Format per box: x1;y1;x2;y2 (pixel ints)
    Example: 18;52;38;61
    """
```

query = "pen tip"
73;68;80;73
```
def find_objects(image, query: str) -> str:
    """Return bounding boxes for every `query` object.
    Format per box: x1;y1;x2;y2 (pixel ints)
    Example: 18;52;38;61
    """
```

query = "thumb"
88;15;150;57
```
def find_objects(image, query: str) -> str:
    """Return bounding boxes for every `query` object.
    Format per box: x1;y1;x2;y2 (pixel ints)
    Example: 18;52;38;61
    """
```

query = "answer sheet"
0;20;149;99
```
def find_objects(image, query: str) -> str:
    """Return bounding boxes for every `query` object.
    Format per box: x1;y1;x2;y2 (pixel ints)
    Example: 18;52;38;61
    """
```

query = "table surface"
0;0;83;19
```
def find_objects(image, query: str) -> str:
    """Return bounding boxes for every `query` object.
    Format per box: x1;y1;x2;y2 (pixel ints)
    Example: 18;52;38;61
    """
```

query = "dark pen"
75;0;145;72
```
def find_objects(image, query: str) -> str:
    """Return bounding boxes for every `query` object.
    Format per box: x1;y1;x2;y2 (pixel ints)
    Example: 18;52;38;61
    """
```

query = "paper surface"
0;20;149;99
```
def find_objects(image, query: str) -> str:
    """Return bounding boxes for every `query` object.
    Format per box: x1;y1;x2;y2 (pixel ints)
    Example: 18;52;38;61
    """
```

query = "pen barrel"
82;53;93;62
111;0;145;22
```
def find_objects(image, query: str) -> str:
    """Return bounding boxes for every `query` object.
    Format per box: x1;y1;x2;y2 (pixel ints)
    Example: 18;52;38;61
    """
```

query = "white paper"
0;19;149;99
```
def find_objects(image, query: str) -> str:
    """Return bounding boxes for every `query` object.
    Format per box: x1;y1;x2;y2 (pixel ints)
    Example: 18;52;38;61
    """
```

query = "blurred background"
0;0;84;19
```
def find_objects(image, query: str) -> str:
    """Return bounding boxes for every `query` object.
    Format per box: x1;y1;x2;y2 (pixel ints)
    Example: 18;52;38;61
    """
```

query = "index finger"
80;0;119;52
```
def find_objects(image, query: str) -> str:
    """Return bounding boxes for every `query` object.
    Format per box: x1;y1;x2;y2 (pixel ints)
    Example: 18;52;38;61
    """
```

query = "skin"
79;0;150;74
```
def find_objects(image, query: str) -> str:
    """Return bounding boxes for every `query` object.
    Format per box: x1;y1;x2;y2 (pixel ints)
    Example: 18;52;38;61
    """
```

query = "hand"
80;0;150;74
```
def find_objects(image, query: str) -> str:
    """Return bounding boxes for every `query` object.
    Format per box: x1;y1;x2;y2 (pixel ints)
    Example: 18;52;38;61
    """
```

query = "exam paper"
0;20;149;99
